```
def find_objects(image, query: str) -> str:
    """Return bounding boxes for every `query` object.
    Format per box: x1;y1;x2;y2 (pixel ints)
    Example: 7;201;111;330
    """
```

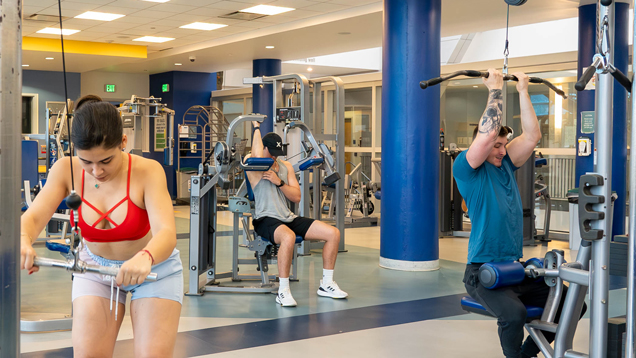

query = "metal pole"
590;2;614;357
0;0;23;356
625;0;636;354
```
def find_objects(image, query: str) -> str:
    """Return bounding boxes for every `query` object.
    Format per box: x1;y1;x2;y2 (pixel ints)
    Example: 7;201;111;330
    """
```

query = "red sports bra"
71;153;151;243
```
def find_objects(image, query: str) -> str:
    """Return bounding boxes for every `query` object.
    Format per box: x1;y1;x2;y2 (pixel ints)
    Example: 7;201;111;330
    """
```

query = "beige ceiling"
22;0;588;74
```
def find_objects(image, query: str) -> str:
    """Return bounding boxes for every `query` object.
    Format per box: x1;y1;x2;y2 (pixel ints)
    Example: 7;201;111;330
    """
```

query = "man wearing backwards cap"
245;122;348;307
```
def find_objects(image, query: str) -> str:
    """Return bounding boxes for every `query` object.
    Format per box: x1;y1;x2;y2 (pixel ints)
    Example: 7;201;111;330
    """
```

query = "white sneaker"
317;280;348;299
275;288;297;307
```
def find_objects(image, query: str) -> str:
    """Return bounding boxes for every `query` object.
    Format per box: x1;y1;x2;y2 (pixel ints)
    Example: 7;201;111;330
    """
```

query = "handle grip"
34;257;158;281
420;77;444;89
609;66;632;93
575;65;596;91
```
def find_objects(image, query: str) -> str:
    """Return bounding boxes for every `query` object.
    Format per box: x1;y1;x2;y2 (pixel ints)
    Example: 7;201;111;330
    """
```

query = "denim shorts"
72;245;184;305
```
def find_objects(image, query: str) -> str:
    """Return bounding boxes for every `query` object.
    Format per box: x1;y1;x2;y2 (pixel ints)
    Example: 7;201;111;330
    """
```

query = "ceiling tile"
165;0;224;6
66;0;116;4
185;7;230;17
37;6;84;17
206;1;253;12
144;3;199;13
128;9;175;20
85;21;141;31
58;1;104;12
169;13;212;22
24;0;58;7
60;18;104;29
328;0;379;5
92;5;143;15
126;24;175;35
266;0;321;9
23;5;47;15
115;15;157;25
302;2;349;12
102;0;156;9
280;9;321;20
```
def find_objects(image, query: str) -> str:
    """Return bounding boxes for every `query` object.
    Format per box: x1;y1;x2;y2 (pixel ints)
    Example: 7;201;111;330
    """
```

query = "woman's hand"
116;251;153;286
21;240;39;274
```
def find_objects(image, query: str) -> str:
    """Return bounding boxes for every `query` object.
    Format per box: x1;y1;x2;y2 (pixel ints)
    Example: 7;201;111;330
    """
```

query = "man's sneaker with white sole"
276;288;297;307
317;280;348;299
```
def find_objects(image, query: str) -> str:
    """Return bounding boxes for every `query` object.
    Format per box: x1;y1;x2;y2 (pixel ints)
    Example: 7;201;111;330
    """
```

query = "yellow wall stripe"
23;37;147;58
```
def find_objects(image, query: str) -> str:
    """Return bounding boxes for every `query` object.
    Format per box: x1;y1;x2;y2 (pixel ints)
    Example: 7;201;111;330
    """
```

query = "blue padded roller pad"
299;157;324;171
479;261;526;289
535;158;547;167
460;296;544;319
374;191;381;200
244;157;274;171
46;240;70;254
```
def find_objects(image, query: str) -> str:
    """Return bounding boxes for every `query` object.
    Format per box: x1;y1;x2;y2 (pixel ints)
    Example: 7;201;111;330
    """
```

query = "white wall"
81;71;149;102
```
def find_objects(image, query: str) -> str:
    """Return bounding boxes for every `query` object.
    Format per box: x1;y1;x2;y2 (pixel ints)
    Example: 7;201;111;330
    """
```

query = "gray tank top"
253;158;296;222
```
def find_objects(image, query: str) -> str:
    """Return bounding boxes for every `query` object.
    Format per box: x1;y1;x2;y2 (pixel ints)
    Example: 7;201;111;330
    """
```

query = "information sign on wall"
581;111;595;134
155;115;167;151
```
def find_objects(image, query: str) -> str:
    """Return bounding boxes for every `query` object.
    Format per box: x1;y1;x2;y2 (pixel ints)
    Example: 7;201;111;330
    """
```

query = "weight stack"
610;235;628;277
608;316;626;358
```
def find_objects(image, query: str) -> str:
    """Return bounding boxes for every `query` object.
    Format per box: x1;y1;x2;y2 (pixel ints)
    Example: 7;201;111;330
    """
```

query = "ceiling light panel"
239;5;295;15
75;11;125;21
36;27;80;35
142;0;171;3
180;22;227;31
133;36;174;43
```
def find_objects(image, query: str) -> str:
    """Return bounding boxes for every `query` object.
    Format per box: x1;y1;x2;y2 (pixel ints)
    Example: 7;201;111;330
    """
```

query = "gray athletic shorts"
72;245;184;305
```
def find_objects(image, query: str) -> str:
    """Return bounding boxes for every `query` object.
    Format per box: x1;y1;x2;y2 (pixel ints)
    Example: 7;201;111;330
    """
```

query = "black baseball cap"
262;132;286;156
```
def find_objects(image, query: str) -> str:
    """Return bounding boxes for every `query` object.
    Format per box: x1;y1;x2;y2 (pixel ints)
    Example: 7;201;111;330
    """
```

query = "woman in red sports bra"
20;97;182;358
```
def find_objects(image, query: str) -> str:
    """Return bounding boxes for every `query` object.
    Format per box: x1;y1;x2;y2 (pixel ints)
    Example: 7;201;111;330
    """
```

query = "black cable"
57;0;75;193
504;4;510;58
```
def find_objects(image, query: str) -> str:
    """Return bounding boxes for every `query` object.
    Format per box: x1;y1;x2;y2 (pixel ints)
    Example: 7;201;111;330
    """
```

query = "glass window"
22;96;32;134
345;87;372;148
375;86;381;147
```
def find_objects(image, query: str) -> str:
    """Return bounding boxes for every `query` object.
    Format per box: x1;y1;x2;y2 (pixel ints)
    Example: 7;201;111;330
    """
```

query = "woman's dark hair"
74;94;102;111
71;101;123;150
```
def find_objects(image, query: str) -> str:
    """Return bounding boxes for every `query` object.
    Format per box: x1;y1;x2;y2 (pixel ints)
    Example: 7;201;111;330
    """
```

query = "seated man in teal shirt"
453;69;584;358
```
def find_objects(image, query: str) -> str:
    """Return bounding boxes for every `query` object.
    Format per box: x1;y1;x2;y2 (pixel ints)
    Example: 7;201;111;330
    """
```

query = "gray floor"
19;209;627;357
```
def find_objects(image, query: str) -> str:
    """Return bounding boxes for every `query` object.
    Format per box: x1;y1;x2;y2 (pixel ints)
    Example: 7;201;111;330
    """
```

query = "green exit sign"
162;84;170;92
104;84;116;93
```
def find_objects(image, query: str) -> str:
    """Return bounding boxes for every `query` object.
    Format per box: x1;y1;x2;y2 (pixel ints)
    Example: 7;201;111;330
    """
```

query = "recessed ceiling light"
175;63;182;66
453;82;461;85
45;57;54;60
22;64;29;67
240;5;294;16
265;46;275;49
75;11;125;21
133;36;174;43
307;67;313;72
37;27;80;35
142;0;170;2
473;86;478;88
180;22;227;31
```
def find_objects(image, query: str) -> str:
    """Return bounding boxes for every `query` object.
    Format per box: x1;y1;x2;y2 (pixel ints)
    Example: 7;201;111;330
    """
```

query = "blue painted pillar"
380;0;440;271
252;59;281;135
576;3;628;237
575;4;596;186
611;2;628;237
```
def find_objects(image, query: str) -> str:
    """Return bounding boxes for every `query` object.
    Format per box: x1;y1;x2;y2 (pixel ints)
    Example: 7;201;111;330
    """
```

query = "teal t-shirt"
453;150;523;264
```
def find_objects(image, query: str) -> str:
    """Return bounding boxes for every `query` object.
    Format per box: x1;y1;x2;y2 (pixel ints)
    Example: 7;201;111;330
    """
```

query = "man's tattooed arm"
478;89;503;138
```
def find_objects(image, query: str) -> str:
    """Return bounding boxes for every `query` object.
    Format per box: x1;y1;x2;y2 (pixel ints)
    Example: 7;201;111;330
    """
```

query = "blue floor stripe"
21;293;468;358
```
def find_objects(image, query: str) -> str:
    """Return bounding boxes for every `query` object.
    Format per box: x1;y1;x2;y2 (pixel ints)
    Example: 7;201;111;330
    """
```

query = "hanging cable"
503;4;510;74
56;0;82;235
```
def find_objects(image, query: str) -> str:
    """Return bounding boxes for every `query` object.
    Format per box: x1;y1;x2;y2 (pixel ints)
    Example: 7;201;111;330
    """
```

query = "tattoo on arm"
478;89;503;136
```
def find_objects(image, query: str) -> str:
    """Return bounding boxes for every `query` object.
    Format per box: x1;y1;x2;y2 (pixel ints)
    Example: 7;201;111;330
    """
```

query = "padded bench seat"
460;296;544;319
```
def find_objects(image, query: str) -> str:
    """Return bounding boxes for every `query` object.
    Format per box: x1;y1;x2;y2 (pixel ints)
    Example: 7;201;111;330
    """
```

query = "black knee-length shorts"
252;216;315;243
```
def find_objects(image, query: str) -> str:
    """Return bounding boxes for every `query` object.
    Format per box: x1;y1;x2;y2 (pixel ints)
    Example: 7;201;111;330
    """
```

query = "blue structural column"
576;2;628;237
252;59;281;135
380;0;441;271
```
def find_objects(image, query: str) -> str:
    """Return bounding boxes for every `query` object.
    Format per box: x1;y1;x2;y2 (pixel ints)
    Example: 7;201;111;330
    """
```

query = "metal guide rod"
589;2;614;357
627;0;636;354
0;0;23;356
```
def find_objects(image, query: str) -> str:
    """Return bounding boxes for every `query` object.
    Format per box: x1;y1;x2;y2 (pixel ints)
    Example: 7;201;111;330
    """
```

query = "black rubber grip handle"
420;77;443;89
610;67;632;93
466;70;487;78
576;66;596;91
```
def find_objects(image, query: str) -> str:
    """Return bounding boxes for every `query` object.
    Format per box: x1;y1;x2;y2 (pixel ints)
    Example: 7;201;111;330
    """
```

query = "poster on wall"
155;115;167;152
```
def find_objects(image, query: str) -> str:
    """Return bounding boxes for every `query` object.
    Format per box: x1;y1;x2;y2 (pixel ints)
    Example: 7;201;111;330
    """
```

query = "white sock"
322;269;334;285
279;277;290;292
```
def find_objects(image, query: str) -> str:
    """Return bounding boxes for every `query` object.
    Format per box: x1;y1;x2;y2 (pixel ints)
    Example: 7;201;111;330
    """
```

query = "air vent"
218;12;266;21
25;14;68;22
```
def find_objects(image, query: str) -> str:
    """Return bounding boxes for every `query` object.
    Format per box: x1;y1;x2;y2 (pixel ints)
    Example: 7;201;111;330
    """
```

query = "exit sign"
105;84;116;93
162;84;170;92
